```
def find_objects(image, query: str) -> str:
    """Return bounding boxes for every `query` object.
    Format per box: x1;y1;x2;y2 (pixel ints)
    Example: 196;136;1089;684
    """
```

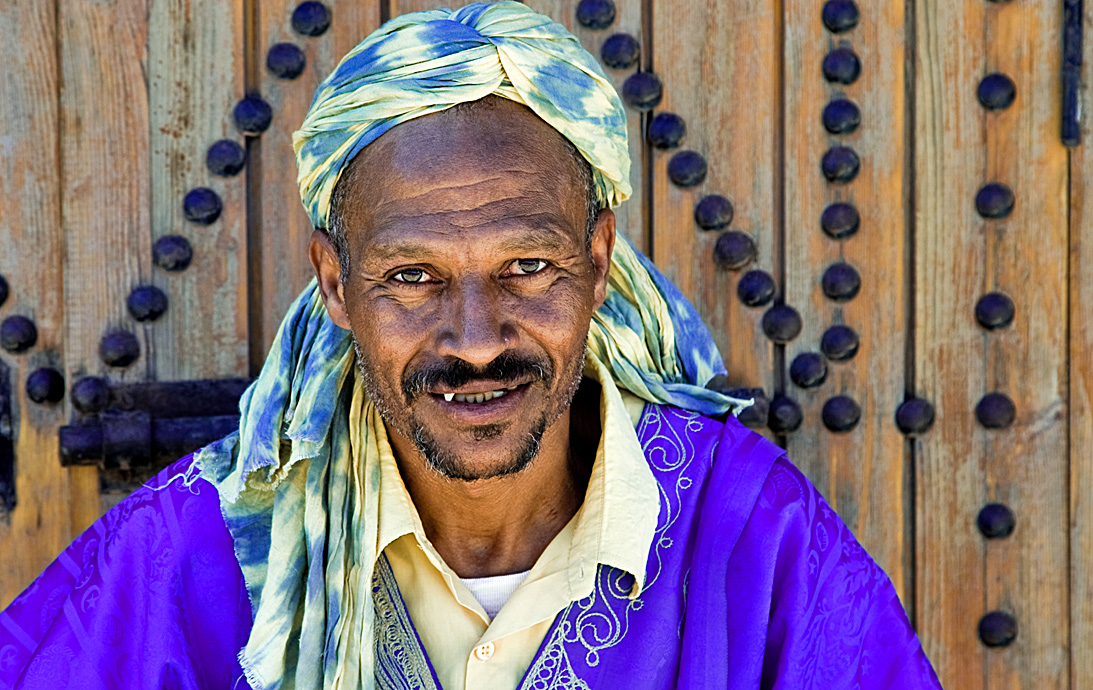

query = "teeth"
447;389;508;404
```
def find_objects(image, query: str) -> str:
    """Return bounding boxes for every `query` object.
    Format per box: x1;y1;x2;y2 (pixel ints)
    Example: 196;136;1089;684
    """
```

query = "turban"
197;3;751;689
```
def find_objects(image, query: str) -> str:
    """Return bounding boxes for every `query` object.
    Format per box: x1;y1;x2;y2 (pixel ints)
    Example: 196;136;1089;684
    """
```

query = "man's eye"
511;259;548;275
393;268;429;283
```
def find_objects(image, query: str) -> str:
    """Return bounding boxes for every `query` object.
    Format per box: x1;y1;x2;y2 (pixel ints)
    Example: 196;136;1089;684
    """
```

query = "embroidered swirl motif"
521;405;714;686
371;556;441;690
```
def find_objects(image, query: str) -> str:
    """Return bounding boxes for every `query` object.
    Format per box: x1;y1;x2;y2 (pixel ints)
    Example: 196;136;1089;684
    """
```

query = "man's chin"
411;416;547;482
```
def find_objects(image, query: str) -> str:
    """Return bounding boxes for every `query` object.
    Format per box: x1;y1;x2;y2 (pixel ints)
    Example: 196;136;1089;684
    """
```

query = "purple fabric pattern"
1;404;942;689
0;457;252;690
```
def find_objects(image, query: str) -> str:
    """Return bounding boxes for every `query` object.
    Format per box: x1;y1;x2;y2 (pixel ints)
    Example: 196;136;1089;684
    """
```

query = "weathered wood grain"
148;0;248;381
391;0;647;251
782;0;910;601
650;0;778;412
0;1;99;608
914;0;1069;687
1069;2;1093;684
251;0;381;362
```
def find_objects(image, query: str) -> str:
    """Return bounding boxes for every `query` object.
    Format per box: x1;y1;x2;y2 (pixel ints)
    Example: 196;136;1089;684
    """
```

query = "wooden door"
1;1;1088;687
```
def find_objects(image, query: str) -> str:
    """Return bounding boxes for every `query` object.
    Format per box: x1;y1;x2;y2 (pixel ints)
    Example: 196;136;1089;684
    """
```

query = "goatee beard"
351;336;586;482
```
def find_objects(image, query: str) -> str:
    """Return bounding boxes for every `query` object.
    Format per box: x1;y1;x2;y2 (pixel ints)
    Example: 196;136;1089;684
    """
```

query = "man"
0;3;942;689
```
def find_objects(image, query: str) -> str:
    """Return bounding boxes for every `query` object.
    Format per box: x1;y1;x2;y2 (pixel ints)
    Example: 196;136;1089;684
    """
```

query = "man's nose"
434;278;512;366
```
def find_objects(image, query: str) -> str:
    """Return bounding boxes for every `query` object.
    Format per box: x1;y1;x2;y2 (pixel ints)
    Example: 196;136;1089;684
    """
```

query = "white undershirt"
459;570;531;619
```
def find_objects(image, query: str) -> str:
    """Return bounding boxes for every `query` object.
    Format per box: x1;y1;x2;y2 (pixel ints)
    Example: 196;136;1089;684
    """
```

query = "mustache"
402;351;554;401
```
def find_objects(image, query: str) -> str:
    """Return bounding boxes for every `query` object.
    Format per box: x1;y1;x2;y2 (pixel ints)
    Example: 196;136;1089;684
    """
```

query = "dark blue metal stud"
71;376;110;414
713;231;756;270
976;392;1015;429
821;324;860;361
233;96;273;136
26;368;64;404
127;286;168;322
291;1;331;37
975;292;1015;330
576;0;616;30
694;194;734;230
647;112;685;149
977;503;1015;539
822;0;860;33
768;396;803;434
601;33;639;69
0;316;37;354
790;352;828;389
153;235;193;272
975;183;1014;219
822;98;861;134
820;202;860;239
0;275;8;308
822;262;861;302
978;612;1017;648
183;187;222;225
99;331;140;368
737;270;776;307
622;72;662;110
667;150;707;187
822;395;861;432
206;139;247;177
978;73;1016;110
822;47;862;85
895;398;935;435
267;42;306;80
762;305;803;343
821;146;860;183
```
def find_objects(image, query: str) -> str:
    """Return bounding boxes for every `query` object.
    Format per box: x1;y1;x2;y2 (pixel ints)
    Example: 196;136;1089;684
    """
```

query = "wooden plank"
782;0;910;600
650;0;778;406
148;0;249;381
914;0;1069;687
251;0;381;360
1069;0;1093;684
0;1;99;608
390;0;646;252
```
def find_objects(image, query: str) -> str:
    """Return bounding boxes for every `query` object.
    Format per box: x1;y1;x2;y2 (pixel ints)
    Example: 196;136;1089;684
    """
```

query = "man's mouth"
437;383;523;404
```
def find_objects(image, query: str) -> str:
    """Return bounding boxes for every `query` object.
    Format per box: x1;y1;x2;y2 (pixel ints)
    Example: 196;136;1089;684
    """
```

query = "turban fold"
198;3;750;689
294;0;632;230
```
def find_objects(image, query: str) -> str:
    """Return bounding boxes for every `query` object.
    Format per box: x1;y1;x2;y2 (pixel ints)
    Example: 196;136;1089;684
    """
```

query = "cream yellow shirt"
373;354;657;690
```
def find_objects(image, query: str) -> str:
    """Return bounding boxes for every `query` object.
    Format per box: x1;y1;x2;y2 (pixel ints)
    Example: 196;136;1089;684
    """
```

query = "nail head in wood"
0;316;37;354
127;286;169;323
820;202;860;239
822;395;861;433
895;398;935;435
694;194;734;230
206;139;247;177
978;612;1017;648
99;331;141;368
977;73;1016;111
153;235;193;272
975;183;1015;219
647;112;685;149
737;269;776;307
821;146;860;183
822;0;860;33
72;376;111;414
601;33;640;70
790;352;828;389
822;47;861;85
713;231;756;270
622;71;663;110
975;292;1015;330
821;324;859;361
267;42;307;80
292;1;331;37
576;0;616;30
761;305;803;343
822;98;861;134
977;503;1016;539
976;392;1016;429
26;368;65;405
668;150;707;187
768;396;803;434
183;187;222;226
822;262;861;302
233;96;273;136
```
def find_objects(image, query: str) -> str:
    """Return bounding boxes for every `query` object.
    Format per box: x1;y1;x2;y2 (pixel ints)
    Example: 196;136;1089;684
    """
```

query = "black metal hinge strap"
1063;0;1083;147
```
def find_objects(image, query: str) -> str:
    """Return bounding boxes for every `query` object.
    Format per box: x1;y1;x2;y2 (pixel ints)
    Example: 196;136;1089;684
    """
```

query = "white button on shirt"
473;642;495;662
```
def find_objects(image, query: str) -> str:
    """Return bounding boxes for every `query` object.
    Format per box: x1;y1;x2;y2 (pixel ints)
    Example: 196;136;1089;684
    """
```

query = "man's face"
311;99;615;481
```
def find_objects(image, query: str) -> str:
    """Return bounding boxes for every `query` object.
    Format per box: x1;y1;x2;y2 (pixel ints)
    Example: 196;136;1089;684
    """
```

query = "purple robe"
0;405;942;689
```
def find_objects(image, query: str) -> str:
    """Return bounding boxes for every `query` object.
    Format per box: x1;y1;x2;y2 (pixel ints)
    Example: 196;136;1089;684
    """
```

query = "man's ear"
589;208;616;310
308;229;352;330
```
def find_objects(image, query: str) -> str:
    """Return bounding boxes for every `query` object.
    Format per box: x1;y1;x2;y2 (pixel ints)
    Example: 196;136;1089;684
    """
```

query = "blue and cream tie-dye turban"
197;3;751;689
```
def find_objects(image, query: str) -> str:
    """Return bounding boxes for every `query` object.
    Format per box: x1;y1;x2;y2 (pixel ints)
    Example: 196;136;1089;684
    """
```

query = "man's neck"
390;383;599;579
